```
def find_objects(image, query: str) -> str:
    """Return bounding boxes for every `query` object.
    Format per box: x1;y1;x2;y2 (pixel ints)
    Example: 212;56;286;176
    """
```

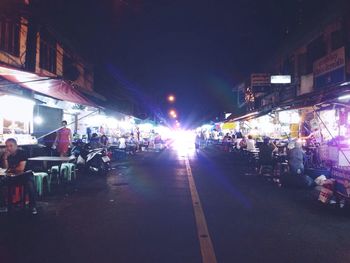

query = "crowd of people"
43;120;167;158
196;129;310;187
0;120;168;215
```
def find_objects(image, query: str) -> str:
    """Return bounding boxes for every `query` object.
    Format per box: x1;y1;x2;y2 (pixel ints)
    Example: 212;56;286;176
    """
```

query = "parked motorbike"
72;140;111;176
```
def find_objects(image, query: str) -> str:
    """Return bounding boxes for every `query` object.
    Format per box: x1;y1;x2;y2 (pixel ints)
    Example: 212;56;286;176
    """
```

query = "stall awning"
226;108;272;122
75;86;106;102
0;65;97;107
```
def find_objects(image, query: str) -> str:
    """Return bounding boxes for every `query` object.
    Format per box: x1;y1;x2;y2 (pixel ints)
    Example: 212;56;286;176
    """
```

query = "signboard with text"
251;73;270;93
271;75;291;84
251;73;270;86
314;47;346;90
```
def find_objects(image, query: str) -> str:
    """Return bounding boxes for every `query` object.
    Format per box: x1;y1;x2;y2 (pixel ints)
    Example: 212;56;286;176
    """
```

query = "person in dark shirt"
100;134;109;147
288;141;305;175
2;138;37;214
89;133;102;149
259;137;276;165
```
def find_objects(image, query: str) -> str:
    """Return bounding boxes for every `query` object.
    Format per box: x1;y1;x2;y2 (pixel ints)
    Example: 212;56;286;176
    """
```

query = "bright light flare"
0;95;35;122
34;116;43;125
172;129;195;155
338;94;350;101
169;109;177;118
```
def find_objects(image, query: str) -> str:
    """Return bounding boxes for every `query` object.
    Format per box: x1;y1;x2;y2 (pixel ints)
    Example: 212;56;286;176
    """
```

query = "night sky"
37;0;342;125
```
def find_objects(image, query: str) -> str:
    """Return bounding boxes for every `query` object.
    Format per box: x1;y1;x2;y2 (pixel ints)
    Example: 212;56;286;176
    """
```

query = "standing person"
100;134;109;147
118;135;127;160
136;127;141;151
235;132;243;149
223;133;232;152
128;133;137;155
195;134;201;151
212;129;219;144
284;140;314;187
2;138;37;214
54;120;73;157
258;137;276;166
86;127;92;142
288;141;305;175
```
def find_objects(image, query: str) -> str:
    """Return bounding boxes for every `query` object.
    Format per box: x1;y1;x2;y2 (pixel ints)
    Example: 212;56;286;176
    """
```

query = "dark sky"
37;0;340;124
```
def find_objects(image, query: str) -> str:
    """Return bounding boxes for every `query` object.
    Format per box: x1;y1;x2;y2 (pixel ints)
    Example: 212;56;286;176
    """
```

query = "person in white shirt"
118;136;127;149
118;136;127;160
246;135;256;151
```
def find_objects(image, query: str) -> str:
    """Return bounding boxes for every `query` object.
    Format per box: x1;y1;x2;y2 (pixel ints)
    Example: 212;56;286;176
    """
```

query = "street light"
169;109;176;116
167;94;175;103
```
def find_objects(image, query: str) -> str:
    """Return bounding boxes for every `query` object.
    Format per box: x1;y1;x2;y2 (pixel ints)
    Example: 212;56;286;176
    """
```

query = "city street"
1;1;350;263
1;146;350;263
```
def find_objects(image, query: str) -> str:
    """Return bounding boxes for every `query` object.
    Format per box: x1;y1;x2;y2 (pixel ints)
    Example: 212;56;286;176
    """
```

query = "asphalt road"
1;146;350;263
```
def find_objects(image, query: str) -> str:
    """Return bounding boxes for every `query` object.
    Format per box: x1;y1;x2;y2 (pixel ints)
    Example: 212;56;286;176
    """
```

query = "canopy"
0;65;97;107
226;109;272;122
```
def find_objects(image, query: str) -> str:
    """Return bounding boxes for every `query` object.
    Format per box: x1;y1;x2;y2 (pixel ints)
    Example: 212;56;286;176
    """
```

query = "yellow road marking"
184;157;218;263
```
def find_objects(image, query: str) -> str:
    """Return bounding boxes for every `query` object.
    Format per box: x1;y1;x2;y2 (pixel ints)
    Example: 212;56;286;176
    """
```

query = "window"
331;30;344;51
39;29;57;73
297;53;307;76
282;57;295;76
63;55;79;80
306;36;327;73
0;18;20;56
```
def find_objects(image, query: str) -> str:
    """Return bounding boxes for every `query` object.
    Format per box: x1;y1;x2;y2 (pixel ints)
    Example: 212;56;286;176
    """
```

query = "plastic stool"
33;172;50;196
60;163;77;181
50;165;68;184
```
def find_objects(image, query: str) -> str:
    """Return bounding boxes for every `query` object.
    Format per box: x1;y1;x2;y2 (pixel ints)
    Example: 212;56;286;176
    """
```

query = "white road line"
184;157;218;263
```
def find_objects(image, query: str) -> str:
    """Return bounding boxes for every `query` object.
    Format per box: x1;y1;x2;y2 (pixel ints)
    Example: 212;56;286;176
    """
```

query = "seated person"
89;133;102;149
2;138;37;214
246;135;256;151
238;137;247;149
259;137;276;166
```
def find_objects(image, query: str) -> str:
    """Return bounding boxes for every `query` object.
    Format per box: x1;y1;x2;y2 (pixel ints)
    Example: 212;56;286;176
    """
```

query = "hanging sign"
314;47;346;90
270;75;291;84
251;73;271;93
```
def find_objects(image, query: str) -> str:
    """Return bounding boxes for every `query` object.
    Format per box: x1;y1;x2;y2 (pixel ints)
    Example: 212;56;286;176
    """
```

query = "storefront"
0;65;97;146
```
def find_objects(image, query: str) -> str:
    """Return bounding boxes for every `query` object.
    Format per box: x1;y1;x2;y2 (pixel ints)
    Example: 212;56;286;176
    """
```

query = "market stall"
0;94;37;146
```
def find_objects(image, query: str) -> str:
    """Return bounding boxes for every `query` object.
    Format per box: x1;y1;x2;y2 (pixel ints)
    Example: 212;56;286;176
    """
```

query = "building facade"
0;0;99;144
233;6;350;119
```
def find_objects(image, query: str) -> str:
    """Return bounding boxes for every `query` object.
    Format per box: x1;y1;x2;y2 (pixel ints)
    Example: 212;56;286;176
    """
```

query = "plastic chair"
50;165;68;184
60;163;77;181
6;171;33;211
33;172;50;196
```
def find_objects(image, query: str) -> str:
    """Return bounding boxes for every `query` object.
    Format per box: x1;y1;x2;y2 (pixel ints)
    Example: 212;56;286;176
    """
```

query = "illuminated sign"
270;75;291;84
